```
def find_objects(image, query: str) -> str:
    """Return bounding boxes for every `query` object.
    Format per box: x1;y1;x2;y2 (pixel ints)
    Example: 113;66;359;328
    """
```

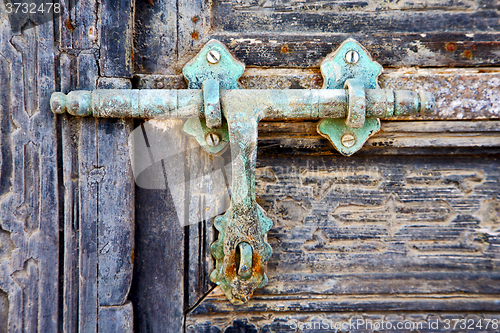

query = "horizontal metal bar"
51;89;428;120
136;68;500;121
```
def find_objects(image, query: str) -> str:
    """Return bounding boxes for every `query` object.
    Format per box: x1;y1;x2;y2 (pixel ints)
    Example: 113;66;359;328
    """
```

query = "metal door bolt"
206;132;220;146
341;133;356;147
207;50;221;64
345;50;359;64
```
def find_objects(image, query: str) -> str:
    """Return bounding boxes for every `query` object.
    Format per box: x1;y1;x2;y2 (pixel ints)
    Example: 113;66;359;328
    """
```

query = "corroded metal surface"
50;89;428;120
50;38;434;305
321;38;382;90
182;39;245;90
135;68;500;120
203;79;222;129
318;39;384;155
182;40;244;154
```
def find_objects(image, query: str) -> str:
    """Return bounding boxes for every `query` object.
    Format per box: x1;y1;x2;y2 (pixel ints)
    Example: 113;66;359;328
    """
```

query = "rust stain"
463;49;473;58
191;31;199;40
445;42;457;52
281;45;291;53
65;19;74;32
192;16;199;23
147;0;154;6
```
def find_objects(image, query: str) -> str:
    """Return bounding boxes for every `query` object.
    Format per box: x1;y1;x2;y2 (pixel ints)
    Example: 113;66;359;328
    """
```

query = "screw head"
156;81;164;89
206;50;221;64
345;50;359;64
341;133;356;148
206;133;220;147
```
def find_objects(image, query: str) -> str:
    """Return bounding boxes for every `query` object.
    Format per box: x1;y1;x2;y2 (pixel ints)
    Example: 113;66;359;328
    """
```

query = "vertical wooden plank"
59;52;80;333
61;114;79;333
99;301;133;333
130;120;185;332
77;52;99;333
100;0;134;77
96;80;134;307
134;0;178;74
96;0;135;319
177;0;210;61
73;0;98;50
78;116;98;333
33;21;59;332
0;9;59;333
186;142;230;308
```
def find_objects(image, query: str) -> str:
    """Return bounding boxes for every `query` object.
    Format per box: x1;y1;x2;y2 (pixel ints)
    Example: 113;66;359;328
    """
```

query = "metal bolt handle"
50;89;433;120
50;38;436;305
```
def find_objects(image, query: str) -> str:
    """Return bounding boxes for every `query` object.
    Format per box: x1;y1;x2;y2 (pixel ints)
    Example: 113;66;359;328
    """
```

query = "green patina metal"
182;40;244;155
320;38;382;90
182;118;230;155
49;38;435;305
182;40;245;90
183;39;274;304
318;38;384;156
318;118;381;156
210;206;272;304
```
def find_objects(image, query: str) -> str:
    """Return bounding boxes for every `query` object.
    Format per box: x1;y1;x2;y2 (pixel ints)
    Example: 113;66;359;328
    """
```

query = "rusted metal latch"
50;39;434;304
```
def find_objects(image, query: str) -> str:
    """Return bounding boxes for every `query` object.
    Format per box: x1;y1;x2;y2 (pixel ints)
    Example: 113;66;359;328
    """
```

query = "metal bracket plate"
182;40;245;155
318;38;383;156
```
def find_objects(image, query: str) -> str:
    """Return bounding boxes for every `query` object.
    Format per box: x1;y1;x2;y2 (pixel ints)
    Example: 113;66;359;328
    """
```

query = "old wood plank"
134;0;178;74
187;153;500;320
130;120;185;332
98;301;133;333
77;52;99;333
134;0;500;73
191;293;500;314
211;6;500;35
61;112;80;333
96;79;134;307
186;155;500;326
187;311;500;332
257;122;500;154
33;20;60;332
186;140;230;308
100;0;133;77
73;0;98;50
78;116;98;333
177;0;210;64
0;11;60;331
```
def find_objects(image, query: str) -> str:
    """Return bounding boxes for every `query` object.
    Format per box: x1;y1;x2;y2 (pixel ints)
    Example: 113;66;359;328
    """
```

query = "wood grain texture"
134;0;500;73
100;0;134;77
96;80;134;307
187;153;500;330
129;121;186;332
98;301;133;333
187;312;500;332
57;0;136;330
0;14;59;333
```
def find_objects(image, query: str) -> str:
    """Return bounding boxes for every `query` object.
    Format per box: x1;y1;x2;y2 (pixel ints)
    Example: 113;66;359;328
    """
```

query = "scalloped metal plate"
319;38;383;155
182;40;244;154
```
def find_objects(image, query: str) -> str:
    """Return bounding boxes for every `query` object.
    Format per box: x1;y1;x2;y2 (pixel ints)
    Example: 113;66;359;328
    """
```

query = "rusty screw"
207;50;221;64
341;133;356;148
345;50;359;64
206;133;220;147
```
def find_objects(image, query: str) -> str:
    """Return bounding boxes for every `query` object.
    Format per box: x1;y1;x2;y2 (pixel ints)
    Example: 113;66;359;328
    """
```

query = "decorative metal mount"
50;39;434;304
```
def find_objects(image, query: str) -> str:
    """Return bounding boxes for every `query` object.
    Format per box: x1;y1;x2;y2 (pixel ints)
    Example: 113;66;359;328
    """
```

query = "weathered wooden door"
1;0;500;332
